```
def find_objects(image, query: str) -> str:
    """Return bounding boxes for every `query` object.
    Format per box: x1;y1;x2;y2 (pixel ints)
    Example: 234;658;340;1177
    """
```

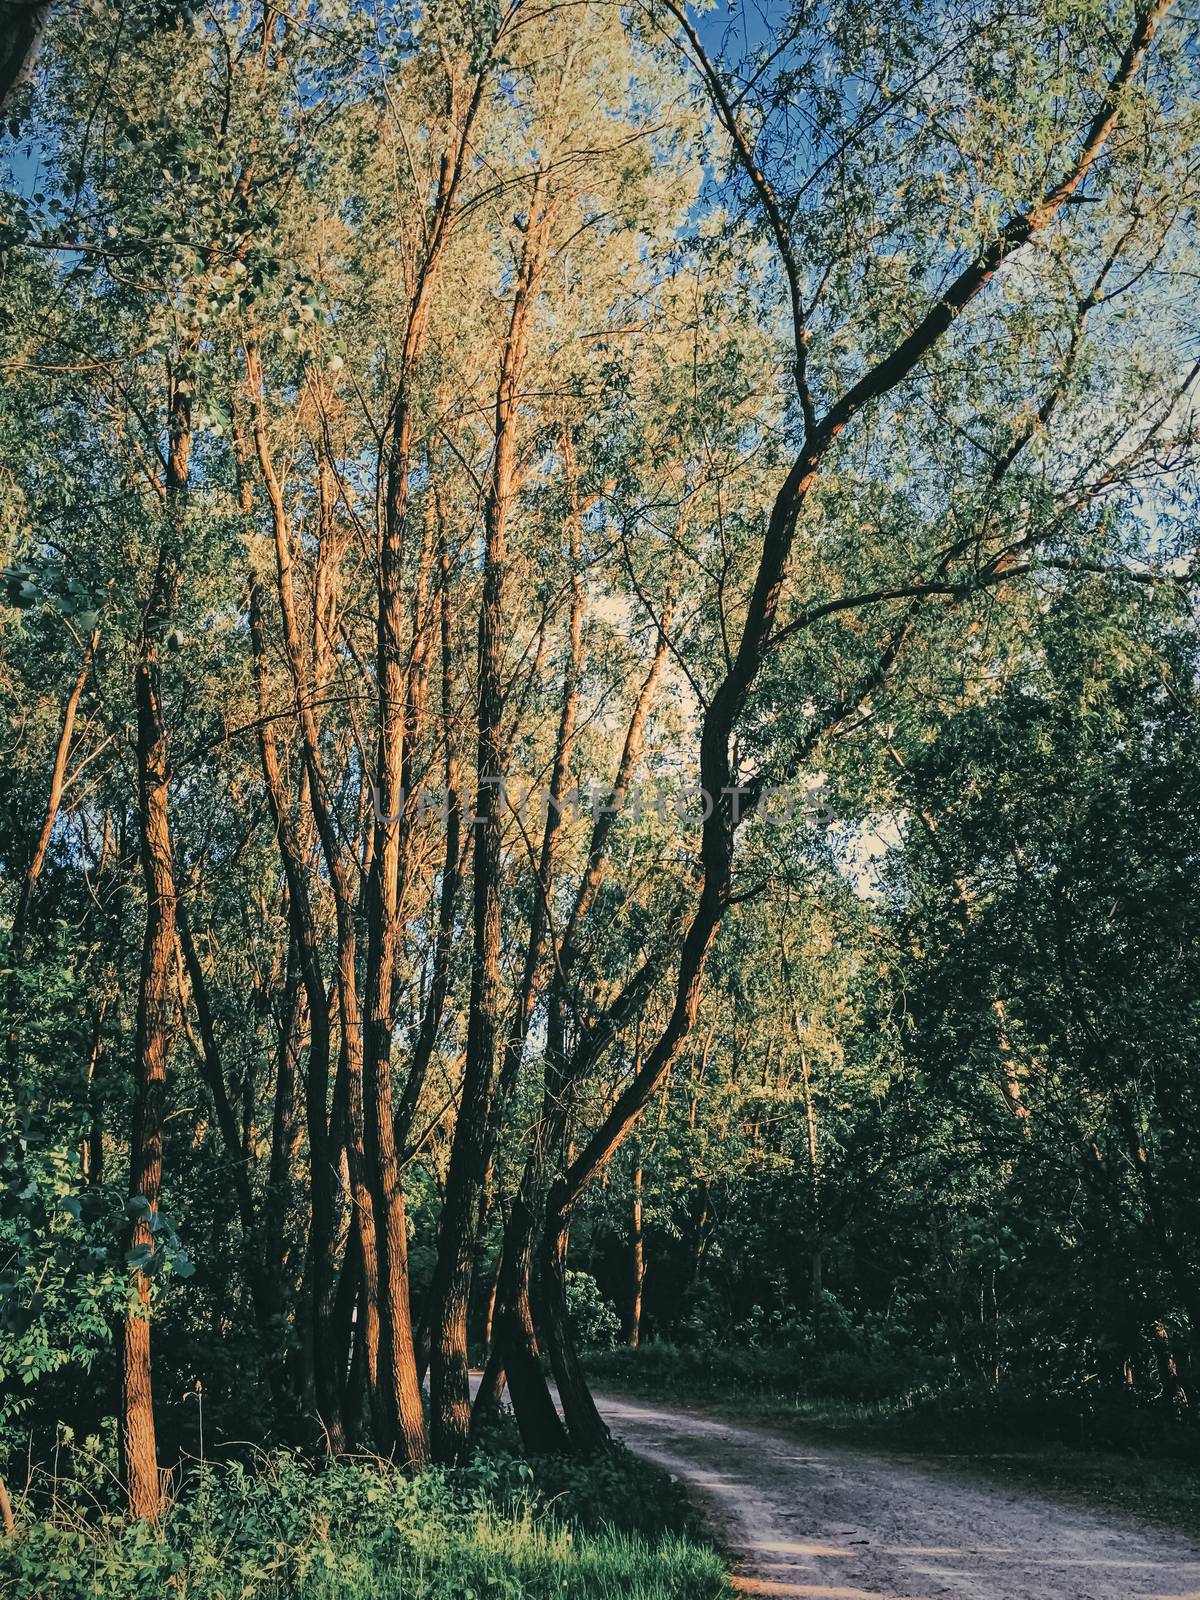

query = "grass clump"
0;1440;728;1600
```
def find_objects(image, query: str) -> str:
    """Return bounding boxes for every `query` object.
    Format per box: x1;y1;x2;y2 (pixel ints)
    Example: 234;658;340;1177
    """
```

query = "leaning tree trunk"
536;1221;610;1454
484;1166;570;1453
523;0;1173;1449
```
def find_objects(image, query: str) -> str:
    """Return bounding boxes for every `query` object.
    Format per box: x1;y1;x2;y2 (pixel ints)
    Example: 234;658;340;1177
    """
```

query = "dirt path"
592;1390;1200;1600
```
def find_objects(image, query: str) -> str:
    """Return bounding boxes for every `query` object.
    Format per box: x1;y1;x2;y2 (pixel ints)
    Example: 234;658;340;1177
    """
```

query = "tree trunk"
392;518;465;1153
537;1222;610;1454
429;173;552;1464
358;48;497;1467
81;1002;106;1185
801;1044;822;1303
0;1;49;114
492;583;673;1453
363;434;433;1467
176;901;266;1320
121;355;190;1520
10;634;96;948
486;1172;570;1453
248;573;344;1450
427;492;506;1458
783;951;823;1305
246;361;364;1448
628;1155;645;1349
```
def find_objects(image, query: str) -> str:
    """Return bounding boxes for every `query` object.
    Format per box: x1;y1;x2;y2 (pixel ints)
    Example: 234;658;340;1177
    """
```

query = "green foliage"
574;588;1200;1464
565;1271;623;1352
0;1447;727;1600
2;0;1199;1558
0;1126;127;1458
588;1291;949;1411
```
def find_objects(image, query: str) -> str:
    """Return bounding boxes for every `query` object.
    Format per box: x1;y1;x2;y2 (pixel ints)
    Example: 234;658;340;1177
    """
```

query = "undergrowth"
0;1434;728;1600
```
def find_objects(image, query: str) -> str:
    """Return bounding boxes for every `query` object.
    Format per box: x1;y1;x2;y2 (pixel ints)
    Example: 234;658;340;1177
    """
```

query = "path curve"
592;1389;1200;1600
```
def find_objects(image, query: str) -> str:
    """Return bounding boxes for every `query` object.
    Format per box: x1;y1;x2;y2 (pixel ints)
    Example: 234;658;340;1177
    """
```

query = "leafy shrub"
565;1270;622;1351
0;1125;129;1460
587;1293;950;1410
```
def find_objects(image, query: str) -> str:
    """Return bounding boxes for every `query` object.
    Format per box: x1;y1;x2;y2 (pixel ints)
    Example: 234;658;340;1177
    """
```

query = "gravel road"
593;1390;1200;1600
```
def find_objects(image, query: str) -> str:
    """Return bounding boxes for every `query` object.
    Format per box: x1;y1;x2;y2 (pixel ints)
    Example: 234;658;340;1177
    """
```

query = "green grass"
291;1521;728;1600
586;1343;1200;1538
0;1441;730;1600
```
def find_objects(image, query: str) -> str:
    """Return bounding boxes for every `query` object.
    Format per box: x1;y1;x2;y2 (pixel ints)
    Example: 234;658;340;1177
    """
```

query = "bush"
0;1125;130;1462
565;1270;622;1351
586;1292;951;1410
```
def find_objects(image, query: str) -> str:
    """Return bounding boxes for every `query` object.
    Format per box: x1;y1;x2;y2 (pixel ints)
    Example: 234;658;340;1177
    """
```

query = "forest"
0;0;1198;1594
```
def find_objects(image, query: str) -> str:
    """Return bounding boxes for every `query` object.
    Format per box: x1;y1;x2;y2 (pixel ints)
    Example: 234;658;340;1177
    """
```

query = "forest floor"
591;1387;1200;1600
